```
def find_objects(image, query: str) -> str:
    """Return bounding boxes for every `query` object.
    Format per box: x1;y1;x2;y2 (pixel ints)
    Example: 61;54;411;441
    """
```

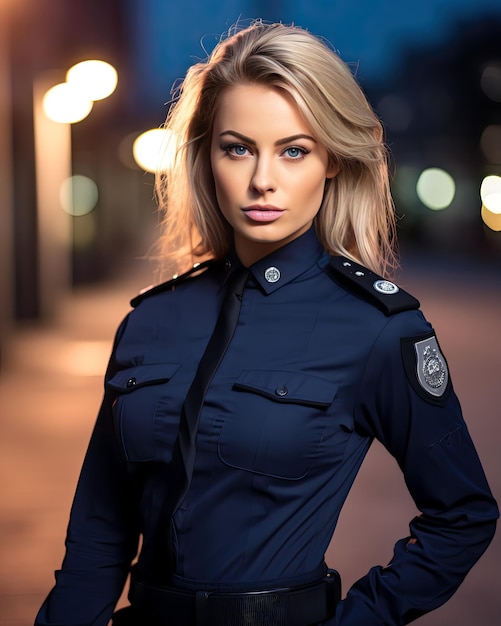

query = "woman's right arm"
35;316;141;626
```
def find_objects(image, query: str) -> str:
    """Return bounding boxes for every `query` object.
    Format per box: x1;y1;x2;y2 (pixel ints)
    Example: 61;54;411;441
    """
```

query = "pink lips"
242;205;284;223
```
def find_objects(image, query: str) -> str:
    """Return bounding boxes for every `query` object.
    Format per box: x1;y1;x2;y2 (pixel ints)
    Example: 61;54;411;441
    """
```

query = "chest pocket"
107;363;180;462
218;370;338;480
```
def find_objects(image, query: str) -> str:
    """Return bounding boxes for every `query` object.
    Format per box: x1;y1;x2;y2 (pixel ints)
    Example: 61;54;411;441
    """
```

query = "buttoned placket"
151;265;250;577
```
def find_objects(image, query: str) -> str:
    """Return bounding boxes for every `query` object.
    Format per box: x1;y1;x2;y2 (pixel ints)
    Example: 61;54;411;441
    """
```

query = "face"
210;84;337;265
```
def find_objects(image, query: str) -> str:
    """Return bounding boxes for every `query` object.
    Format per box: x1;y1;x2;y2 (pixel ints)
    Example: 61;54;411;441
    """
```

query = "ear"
326;158;339;180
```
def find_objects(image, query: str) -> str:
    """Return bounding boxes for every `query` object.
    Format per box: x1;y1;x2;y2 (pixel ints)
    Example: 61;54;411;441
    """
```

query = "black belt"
128;569;341;626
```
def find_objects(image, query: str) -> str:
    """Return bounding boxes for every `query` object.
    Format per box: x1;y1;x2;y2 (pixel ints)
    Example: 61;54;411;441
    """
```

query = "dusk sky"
125;0;501;110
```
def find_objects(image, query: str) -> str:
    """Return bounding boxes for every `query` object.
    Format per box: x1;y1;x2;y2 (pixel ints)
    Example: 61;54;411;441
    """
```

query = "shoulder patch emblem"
416;336;449;396
401;333;451;405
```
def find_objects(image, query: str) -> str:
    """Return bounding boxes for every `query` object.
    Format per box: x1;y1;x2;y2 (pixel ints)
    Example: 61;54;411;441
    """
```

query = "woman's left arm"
333;311;498;626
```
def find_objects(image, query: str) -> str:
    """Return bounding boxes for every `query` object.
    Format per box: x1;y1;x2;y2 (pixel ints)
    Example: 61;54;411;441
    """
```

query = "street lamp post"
32;61;117;318
33;71;73;319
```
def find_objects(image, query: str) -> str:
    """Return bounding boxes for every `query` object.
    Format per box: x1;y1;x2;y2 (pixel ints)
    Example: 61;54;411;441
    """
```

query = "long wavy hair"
154;20;397;278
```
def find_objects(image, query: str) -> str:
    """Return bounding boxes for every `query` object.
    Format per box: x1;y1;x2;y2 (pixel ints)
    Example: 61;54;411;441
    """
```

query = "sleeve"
331;311;498;626
35;316;141;626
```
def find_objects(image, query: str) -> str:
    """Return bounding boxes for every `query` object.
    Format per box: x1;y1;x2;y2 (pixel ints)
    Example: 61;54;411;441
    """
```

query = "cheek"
212;168;240;223
298;172;328;210
214;164;247;208
211;159;228;189
213;170;232;205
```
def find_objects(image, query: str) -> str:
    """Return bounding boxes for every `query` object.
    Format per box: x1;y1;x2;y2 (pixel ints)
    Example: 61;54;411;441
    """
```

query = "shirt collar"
225;226;325;295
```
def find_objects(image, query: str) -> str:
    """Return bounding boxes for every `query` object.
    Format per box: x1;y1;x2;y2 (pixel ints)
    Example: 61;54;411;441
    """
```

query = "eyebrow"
219;130;317;146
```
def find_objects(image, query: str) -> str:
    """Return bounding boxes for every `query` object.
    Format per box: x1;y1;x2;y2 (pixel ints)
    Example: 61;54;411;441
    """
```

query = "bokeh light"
132;128;178;173
42;83;93;124
416;168;456;210
480;125;501;163
66;60;118;101
481;205;501;231
59;175;99;216
480;64;501;102
480;175;501;231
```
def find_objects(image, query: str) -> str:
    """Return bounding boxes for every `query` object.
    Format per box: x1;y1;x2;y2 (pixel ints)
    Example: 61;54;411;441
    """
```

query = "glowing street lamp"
42;82;93;124
66;60;118;101
42;60;118;124
416;168;456;211
480;175;501;232
132;128;178;173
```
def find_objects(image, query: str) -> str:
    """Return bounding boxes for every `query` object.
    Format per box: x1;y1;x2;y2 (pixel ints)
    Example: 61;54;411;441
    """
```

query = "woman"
35;21;497;626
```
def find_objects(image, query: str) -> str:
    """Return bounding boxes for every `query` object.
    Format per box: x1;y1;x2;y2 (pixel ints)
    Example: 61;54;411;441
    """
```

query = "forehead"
212;84;313;136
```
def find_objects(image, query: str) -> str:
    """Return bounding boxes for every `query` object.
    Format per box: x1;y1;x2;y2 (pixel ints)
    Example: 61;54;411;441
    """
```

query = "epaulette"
327;256;420;316
130;260;215;308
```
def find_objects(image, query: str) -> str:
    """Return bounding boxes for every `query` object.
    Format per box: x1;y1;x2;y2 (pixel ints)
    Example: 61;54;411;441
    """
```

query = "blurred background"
0;0;500;624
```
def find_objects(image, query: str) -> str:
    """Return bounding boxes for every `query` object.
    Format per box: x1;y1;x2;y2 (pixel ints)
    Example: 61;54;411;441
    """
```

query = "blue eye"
284;146;308;159
222;143;249;157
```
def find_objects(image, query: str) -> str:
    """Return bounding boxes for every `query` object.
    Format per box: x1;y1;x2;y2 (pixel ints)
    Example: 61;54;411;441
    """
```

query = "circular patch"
264;266;281;283
373;279;400;295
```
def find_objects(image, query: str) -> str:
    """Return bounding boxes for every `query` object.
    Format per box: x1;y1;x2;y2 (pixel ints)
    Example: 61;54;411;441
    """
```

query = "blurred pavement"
0;257;499;625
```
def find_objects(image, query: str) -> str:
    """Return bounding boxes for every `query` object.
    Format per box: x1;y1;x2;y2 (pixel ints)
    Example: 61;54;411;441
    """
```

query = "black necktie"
152;265;249;577
174;265;249;508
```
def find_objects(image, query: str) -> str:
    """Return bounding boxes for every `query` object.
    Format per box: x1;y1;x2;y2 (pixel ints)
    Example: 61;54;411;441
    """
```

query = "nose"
250;156;276;194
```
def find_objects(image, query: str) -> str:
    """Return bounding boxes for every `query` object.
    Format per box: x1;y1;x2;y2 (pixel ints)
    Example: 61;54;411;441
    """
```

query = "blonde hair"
155;20;397;278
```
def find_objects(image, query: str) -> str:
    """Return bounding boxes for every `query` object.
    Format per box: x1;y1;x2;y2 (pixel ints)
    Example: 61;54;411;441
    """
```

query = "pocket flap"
108;363;180;393
233;370;337;407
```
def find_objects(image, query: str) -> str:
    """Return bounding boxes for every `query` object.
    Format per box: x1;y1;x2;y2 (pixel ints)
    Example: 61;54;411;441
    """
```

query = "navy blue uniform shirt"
35;228;497;625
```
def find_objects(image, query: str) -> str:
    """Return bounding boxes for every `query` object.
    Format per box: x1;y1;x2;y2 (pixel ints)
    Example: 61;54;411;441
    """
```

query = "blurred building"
369;15;501;261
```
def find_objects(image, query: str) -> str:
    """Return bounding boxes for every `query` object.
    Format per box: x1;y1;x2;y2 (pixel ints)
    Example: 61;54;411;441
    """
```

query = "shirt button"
275;386;288;397
126;377;137;388
264;267;281;283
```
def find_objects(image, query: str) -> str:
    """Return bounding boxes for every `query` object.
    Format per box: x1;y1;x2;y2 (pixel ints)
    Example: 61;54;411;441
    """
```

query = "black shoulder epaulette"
327;256;420;316
130;259;215;308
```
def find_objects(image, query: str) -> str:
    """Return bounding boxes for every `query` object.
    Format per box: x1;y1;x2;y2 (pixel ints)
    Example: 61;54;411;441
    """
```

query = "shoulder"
325;255;420;316
325;257;454;404
130;260;218;308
